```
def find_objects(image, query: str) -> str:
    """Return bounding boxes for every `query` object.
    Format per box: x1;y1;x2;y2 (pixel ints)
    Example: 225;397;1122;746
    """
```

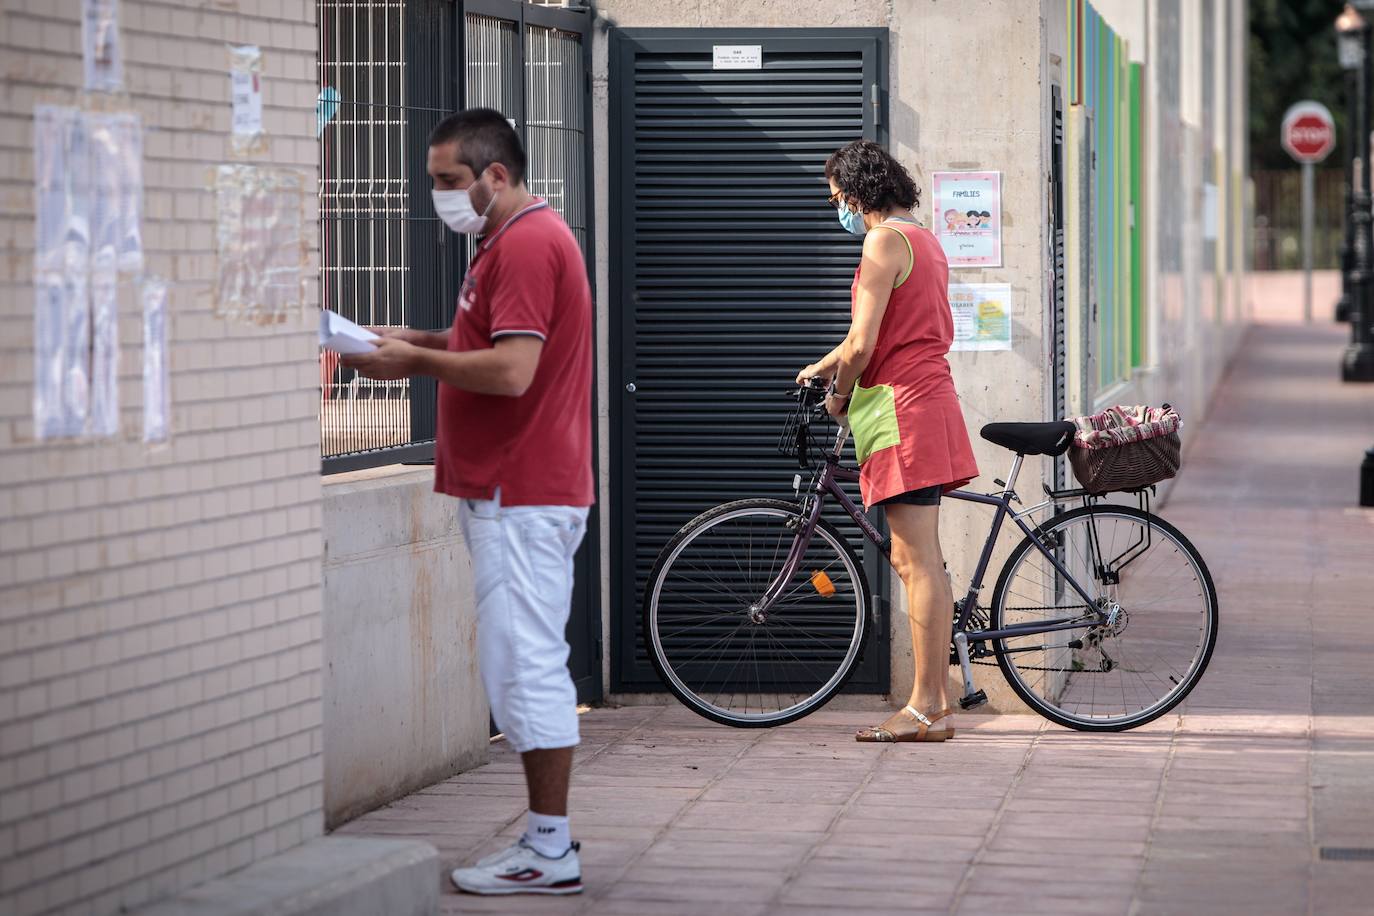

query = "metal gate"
460;0;600;702
318;0;458;469
319;0;600;702
609;29;891;692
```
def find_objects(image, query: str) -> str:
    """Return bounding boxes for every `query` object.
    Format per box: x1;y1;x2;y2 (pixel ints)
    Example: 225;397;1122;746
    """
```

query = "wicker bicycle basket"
1067;405;1182;493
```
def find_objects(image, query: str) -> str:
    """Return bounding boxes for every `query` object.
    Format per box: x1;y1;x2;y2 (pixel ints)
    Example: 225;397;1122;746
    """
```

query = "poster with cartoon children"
932;171;1002;267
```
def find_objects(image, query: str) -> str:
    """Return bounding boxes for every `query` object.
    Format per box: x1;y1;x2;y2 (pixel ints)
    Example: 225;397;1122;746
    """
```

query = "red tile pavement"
339;309;1374;914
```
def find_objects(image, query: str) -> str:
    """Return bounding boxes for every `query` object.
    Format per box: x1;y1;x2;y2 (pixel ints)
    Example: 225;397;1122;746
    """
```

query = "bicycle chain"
959;605;1106;673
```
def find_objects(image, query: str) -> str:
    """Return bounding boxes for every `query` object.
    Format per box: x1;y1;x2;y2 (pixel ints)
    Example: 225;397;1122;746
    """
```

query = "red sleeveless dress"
849;220;979;508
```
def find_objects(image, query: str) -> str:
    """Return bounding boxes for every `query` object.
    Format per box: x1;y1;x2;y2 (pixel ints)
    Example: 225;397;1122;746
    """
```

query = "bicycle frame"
758;420;1109;703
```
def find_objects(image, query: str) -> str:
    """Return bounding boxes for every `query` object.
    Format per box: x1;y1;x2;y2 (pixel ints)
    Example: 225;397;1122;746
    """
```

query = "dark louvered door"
610;29;890;692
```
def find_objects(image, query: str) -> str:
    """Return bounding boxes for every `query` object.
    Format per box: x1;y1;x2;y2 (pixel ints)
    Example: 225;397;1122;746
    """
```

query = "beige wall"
884;0;1054;708
0;1;323;914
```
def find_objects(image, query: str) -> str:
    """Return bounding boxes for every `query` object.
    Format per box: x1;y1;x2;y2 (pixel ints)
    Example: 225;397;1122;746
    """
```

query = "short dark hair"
429;108;527;185
824;140;919;213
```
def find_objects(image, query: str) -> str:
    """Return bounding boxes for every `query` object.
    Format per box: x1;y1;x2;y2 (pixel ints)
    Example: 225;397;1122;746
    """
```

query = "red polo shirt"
434;201;594;507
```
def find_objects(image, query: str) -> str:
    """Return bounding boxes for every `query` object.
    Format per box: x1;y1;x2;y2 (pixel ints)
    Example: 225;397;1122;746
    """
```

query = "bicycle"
643;380;1218;731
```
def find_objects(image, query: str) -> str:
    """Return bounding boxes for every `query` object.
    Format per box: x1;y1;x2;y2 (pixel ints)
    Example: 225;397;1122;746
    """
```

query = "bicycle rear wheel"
989;505;1218;731
643;498;870;727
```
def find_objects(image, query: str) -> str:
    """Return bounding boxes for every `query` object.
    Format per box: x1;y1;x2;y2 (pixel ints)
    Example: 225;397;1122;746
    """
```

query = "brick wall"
0;1;324;914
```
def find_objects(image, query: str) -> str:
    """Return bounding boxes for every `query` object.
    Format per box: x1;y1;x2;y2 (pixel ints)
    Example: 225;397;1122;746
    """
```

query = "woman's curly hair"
824;140;919;213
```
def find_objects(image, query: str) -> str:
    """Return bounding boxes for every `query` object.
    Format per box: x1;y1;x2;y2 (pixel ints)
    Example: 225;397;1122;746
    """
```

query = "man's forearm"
413;346;522;396
417;330;450;349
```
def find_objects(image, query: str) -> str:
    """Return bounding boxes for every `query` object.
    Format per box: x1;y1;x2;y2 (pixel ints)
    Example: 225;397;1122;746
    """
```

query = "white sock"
525;811;571;858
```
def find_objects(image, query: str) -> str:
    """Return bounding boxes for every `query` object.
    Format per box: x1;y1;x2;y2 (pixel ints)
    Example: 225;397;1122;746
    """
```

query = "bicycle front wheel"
989;505;1218;731
643;499;870;727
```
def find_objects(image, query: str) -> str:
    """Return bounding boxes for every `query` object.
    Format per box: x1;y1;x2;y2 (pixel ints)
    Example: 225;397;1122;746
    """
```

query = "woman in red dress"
797;140;980;743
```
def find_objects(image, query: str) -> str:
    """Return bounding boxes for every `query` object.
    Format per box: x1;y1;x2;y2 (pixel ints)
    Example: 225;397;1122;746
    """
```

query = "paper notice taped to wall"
87;110;144;273
229;44;266;155
948;282;1013;352
34;107;92;439
33;105;145;439
142;277;170;443
89;265;120;437
83;0;123;92
213;164;307;323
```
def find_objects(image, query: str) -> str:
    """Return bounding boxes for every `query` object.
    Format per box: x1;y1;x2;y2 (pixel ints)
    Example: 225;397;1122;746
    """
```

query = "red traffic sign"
1282;101;1336;163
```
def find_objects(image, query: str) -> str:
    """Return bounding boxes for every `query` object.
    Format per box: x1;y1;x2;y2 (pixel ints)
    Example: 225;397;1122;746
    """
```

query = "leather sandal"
855;705;955;743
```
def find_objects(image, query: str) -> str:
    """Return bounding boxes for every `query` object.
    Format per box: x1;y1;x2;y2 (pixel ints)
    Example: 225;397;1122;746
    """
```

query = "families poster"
948;283;1012;351
933;171;1002;267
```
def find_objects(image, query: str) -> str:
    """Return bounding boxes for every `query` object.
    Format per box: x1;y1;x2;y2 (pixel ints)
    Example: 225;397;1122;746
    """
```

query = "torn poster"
229;44;266;155
32;105;144;439
33;107;93;439
33;272;90;439
87;110;144;273
88;264;119;437
142;277;170;443
213;164;307;323
83;0;123;92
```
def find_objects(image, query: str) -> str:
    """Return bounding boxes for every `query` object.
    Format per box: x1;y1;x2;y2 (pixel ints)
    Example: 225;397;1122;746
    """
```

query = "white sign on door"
712;45;762;70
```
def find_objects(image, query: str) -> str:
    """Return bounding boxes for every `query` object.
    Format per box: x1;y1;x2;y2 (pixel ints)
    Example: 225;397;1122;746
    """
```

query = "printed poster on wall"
948;282;1012;351
933;170;1002;267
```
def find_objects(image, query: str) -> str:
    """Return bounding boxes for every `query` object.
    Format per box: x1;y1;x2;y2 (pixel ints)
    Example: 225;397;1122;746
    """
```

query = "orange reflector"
810;570;836;596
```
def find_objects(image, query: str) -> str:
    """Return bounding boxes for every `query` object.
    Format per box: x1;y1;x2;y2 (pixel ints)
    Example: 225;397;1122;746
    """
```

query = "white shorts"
458;492;588;753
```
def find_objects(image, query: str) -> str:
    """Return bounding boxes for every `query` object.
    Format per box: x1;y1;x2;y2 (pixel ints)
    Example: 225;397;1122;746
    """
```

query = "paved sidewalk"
341;317;1374;915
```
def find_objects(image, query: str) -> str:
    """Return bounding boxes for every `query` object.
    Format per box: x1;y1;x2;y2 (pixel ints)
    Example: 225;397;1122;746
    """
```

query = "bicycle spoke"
992;508;1215;727
648;504;866;725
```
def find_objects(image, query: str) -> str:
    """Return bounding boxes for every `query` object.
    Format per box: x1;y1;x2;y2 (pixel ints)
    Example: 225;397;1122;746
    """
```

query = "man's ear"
485;161;514;191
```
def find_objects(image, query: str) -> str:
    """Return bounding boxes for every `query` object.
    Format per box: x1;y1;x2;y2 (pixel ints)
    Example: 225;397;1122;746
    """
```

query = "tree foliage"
1250;0;1351;171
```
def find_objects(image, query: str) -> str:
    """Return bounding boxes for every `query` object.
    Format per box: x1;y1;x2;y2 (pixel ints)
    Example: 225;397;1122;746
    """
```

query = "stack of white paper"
319;309;379;354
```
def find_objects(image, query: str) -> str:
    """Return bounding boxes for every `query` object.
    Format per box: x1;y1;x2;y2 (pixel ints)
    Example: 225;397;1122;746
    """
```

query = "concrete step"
133;837;438;916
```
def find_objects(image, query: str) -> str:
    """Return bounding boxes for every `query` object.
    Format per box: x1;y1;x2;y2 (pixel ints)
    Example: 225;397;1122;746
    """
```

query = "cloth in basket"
1067;405;1182;492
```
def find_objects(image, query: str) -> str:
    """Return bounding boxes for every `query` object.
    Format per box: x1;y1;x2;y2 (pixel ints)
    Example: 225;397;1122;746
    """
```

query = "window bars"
320;0;589;469
319;0;413;460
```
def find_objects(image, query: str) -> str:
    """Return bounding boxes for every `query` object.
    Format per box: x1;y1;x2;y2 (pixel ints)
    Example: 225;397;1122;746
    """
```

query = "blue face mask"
837;201;865;235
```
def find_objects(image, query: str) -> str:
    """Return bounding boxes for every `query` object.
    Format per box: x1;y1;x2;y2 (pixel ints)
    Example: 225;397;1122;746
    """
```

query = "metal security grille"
318;0;456;469
463;6;588;251
461;0;600;701
524;25;587;251
319;0;591;475
610;30;890;692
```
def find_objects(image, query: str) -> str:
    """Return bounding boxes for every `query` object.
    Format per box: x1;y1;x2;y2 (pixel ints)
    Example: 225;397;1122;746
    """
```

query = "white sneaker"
450;837;583;896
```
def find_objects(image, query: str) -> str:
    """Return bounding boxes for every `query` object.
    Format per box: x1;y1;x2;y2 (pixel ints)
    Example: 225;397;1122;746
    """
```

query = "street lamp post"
1346;2;1374;381
1336;6;1364;323
1345;4;1374;507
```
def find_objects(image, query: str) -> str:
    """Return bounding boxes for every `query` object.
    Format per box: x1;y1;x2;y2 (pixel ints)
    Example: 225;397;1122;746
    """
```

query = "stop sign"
1282;101;1336;163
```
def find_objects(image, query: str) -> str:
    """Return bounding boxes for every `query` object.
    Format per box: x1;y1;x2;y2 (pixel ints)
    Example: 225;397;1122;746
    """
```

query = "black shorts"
877;484;943;507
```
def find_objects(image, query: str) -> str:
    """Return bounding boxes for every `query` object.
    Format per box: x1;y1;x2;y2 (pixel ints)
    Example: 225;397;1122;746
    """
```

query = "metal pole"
1303;160;1315;323
1344;20;1374;381
1362;448;1374;506
1338;64;1357;322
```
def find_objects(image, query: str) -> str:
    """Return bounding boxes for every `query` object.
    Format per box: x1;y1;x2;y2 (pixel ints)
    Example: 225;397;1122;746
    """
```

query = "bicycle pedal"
958;690;988;710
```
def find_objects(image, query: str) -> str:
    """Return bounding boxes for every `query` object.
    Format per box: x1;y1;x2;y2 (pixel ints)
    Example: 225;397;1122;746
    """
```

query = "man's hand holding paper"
341;336;421;380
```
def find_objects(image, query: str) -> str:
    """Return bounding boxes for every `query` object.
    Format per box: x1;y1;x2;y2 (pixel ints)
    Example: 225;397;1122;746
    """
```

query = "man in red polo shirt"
343;108;593;896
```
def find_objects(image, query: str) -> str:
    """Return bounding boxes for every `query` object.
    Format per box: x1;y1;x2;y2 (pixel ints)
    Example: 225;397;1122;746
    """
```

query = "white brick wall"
0;1;323;914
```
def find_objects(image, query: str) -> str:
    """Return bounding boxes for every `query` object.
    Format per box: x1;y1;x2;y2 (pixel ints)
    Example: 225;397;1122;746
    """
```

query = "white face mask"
432;172;496;234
